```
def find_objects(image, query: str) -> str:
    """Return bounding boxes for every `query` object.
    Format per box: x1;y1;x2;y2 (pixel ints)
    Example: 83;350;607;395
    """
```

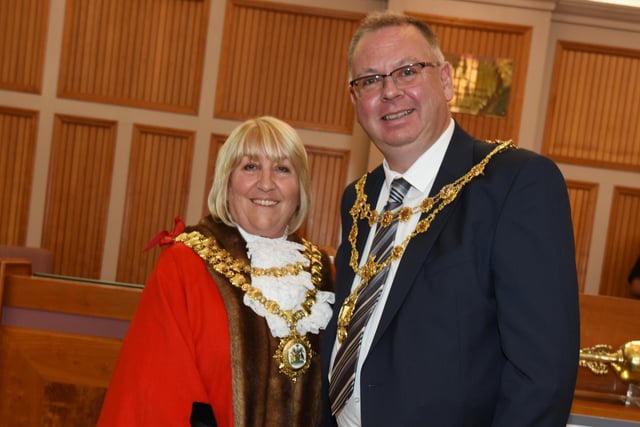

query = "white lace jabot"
238;227;335;338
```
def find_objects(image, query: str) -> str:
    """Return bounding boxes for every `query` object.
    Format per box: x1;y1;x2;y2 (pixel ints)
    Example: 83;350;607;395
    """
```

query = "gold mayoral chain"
336;140;514;343
175;231;324;381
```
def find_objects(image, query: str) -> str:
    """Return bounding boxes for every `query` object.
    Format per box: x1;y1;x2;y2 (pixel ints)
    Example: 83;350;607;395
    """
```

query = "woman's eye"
276;165;291;173
243;163;258;171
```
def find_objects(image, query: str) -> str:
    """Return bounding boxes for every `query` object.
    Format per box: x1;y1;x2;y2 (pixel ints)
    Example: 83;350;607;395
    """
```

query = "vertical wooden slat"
305;146;350;249
543;41;640;171
600;186;640;297
215;0;362;133
58;0;210;114
41;115;117;278
116;125;195;285
566;180;599;292
0;0;49;93
201;135;227;218
0;107;39;245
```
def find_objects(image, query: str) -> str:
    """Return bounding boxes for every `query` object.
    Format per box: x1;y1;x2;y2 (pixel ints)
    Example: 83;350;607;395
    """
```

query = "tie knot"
386;178;411;211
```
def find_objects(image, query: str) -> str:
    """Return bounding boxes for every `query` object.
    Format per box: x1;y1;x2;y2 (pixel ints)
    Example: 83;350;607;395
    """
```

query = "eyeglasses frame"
349;61;441;97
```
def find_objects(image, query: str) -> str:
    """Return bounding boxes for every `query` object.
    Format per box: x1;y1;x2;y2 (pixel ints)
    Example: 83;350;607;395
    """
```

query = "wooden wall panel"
0;107;39;245
566;180;598;292
116;125;195;285
201;134;227;217
543;42;640;171
215;0;363;133
0;0;49;93
599;186;640;296
410;13;531;143
200;134;348;249
41;115;117;279
58;0;210;114
305;145;349;249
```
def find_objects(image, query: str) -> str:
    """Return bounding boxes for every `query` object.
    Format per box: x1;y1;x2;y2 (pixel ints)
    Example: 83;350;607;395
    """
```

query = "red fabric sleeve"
97;244;233;427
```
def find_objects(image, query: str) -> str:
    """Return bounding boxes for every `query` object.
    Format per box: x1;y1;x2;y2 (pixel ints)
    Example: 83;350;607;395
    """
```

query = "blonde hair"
207;116;311;233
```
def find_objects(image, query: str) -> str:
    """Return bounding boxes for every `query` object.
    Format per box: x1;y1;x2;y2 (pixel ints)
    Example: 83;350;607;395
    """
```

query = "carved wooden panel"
0;107;39;245
410;13;531;142
200;134;348;249
543;41;640;171
0;0;49;93
41;115;117;279
58;0;210;114
215;0;363;133
116;125;195;285
599;186;640;296
565;180;598;292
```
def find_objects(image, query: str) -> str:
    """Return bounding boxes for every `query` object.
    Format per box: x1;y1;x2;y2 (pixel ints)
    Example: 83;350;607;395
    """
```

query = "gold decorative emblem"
579;340;640;406
579;340;640;384
274;331;314;380
336;293;357;343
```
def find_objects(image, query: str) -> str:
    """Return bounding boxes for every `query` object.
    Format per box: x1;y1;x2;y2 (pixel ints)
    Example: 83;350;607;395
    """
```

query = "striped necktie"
329;177;411;416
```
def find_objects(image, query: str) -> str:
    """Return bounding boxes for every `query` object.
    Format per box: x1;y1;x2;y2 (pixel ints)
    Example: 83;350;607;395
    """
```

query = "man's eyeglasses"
349;62;440;98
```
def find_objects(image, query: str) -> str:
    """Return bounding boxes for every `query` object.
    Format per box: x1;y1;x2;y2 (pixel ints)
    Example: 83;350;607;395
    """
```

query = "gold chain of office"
175;230;324;381
336;140;514;343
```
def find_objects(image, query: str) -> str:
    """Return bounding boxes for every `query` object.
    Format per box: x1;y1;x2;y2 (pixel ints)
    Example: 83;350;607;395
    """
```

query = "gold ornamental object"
579;340;640;406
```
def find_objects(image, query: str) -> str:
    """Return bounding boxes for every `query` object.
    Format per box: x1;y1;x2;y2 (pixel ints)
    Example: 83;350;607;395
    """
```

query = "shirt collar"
382;118;454;195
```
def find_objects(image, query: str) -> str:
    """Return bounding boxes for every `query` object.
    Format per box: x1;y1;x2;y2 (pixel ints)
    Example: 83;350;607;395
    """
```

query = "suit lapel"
371;125;476;347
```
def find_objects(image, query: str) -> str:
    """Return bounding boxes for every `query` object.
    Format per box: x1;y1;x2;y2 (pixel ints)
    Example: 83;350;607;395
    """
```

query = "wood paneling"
543;41;640;171
41;115;117;279
201;133;348;249
215;0;363;133
116;124;195;285
58;0;210;114
0;0;49;93
566;180;598;292
0;107;39;245
599;186;640;296
201;134;227;217
410;13;531;143
305;145;349;249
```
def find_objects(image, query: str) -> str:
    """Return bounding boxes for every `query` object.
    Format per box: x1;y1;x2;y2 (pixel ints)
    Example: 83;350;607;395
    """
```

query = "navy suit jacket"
321;124;580;426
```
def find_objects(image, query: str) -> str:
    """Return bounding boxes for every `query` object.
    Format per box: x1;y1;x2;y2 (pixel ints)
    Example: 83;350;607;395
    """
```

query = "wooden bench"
0;259;141;426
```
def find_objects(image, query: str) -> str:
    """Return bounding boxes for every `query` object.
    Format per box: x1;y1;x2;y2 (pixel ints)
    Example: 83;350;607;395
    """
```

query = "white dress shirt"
329;119;454;426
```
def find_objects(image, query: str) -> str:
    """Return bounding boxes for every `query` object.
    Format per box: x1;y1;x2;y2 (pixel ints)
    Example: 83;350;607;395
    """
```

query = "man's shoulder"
472;138;558;172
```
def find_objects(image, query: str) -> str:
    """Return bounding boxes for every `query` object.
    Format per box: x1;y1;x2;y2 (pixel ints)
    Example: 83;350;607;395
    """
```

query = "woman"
98;116;335;427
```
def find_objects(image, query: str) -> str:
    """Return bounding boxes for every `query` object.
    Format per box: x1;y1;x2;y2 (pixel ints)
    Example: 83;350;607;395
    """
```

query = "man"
322;11;580;427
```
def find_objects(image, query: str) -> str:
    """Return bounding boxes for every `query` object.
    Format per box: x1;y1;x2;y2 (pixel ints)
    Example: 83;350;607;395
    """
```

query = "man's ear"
440;62;455;102
349;86;358;104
